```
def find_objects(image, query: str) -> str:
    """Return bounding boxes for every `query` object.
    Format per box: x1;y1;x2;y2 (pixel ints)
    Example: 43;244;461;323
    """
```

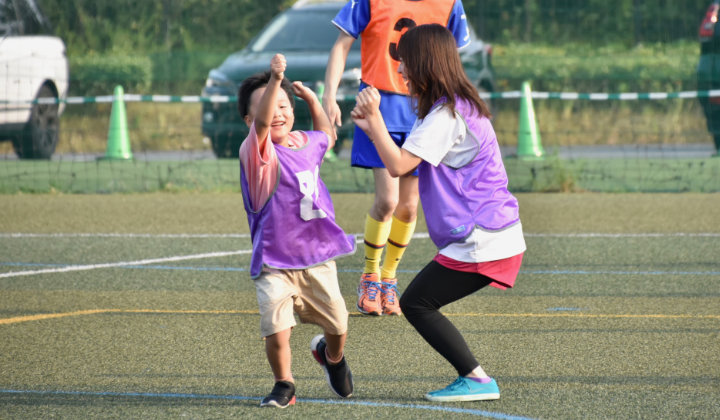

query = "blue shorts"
351;127;419;176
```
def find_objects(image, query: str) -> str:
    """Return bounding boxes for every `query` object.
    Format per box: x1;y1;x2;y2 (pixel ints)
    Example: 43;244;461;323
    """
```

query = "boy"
238;54;355;408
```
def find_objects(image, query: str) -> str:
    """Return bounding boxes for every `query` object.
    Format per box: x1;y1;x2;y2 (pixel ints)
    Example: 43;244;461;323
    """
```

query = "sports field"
0;192;718;419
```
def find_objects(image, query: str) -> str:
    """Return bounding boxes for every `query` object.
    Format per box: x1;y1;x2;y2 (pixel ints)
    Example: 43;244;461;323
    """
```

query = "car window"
249;8;360;52
0;0;49;36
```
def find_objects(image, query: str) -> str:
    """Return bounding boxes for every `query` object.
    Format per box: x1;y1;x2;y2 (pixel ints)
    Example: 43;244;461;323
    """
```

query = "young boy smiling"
237;53;356;408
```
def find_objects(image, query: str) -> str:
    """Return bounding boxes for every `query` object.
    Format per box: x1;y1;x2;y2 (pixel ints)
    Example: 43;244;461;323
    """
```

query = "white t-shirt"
403;104;526;263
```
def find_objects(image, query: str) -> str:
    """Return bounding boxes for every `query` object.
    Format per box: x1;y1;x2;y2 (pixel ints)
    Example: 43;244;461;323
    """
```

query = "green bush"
493;41;699;93
149;51;229;94
69;55;153;96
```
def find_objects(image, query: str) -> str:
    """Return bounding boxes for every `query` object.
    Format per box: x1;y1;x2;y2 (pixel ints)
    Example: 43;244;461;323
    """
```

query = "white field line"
0;250;252;279
1;231;717;280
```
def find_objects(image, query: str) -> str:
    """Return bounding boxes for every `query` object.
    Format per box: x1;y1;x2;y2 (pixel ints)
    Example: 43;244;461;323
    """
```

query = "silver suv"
0;0;68;159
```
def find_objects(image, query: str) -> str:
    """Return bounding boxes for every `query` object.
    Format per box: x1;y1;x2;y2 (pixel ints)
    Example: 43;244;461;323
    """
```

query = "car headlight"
203;70;236;93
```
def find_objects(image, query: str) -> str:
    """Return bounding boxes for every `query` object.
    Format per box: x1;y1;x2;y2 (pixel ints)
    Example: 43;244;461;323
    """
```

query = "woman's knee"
399;290;425;320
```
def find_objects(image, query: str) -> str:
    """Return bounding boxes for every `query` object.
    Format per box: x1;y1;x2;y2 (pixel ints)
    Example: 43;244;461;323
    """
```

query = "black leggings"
399;260;492;376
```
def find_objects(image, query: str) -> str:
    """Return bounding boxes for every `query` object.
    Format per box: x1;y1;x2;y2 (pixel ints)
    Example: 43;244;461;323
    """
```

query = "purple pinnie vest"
240;131;355;278
418;99;520;249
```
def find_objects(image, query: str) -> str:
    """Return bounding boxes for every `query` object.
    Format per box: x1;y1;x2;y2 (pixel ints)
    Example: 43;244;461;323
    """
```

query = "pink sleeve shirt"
238;122;308;212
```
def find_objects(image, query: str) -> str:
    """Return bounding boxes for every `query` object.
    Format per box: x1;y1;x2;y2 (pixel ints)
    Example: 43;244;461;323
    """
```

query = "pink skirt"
433;252;524;290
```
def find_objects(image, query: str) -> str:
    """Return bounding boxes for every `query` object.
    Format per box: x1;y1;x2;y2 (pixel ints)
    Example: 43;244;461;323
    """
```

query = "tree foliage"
40;0;294;55
35;0;710;95
41;0;713;56
466;0;712;45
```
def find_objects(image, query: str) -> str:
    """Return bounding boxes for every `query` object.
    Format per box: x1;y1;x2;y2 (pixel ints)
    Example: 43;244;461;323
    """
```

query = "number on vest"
388;17;418;61
295;166;328;221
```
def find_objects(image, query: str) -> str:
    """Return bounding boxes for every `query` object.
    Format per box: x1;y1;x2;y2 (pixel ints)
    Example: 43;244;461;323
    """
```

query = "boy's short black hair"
237;71;295;118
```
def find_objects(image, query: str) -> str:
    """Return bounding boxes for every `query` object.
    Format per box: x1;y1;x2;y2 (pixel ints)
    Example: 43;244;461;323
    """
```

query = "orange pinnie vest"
361;0;455;94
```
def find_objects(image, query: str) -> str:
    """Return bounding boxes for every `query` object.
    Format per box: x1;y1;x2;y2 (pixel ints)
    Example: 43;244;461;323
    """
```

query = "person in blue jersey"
324;0;471;317
351;24;526;402
238;53;356;408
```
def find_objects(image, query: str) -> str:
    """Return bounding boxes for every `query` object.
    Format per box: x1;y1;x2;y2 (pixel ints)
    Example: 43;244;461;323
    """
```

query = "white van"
0;0;68;159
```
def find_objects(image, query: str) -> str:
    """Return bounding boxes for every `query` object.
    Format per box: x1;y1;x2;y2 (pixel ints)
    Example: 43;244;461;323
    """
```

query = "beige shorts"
254;260;348;338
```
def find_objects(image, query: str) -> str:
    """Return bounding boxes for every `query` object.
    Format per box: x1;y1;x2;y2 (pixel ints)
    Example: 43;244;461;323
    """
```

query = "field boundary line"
0;388;534;419
2;308;718;325
0;250;251;279
0;309;107;325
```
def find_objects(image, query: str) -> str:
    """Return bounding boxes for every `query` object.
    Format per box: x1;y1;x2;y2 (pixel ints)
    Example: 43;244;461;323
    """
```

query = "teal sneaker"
425;376;500;402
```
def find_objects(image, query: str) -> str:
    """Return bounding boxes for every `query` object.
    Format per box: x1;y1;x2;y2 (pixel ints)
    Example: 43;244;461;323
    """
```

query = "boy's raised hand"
291;81;316;103
270;53;286;80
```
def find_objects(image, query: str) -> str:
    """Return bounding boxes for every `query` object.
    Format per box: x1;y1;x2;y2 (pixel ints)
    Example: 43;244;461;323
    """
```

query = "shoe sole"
310;335;353;398
356;303;382;316
424;392;499;402
260;395;296;408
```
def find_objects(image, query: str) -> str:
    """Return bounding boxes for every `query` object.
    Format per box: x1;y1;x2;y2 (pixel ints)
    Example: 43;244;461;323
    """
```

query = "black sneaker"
310;334;353;398
260;380;296;408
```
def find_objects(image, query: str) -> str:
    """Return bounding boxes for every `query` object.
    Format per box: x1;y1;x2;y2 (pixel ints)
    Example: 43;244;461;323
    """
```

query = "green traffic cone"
517;81;544;159
104;85;133;160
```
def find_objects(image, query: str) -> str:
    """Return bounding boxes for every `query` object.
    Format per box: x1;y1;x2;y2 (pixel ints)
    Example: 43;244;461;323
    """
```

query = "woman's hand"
351;86;381;134
353;86;381;118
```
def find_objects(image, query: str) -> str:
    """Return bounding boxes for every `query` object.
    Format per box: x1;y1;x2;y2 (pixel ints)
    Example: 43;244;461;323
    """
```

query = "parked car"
698;0;720;153
201;0;496;158
0;0;68;159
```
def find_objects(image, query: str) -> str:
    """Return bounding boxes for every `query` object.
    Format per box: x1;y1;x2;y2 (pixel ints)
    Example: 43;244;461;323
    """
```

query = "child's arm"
292;81;336;150
323;32;356;131
253;54;287;146
351;87;422;177
238;54;285;213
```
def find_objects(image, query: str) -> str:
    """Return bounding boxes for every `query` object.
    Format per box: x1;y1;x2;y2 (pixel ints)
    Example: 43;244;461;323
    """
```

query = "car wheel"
13;85;59;159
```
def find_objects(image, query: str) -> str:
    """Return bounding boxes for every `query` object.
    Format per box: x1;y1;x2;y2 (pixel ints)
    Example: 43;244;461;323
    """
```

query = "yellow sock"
381;215;417;279
363;214;392;275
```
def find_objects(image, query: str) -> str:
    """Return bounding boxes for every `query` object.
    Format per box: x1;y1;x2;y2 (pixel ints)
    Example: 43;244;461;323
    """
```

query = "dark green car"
201;0;496;158
698;0;720;153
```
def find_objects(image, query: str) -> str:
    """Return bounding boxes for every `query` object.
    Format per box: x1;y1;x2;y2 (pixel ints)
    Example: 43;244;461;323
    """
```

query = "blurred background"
1;0;718;193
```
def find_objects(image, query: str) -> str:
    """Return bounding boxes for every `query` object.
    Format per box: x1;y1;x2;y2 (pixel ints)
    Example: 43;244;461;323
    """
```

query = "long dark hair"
397;24;490;120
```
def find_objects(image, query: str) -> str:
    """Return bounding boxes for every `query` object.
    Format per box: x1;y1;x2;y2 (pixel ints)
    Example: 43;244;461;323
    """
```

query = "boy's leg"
357;168;397;315
261;328;296;408
310;333;353;398
265;328;293;382
323;332;346;363
255;269;299;407
380;174;418;314
296;261;353;398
